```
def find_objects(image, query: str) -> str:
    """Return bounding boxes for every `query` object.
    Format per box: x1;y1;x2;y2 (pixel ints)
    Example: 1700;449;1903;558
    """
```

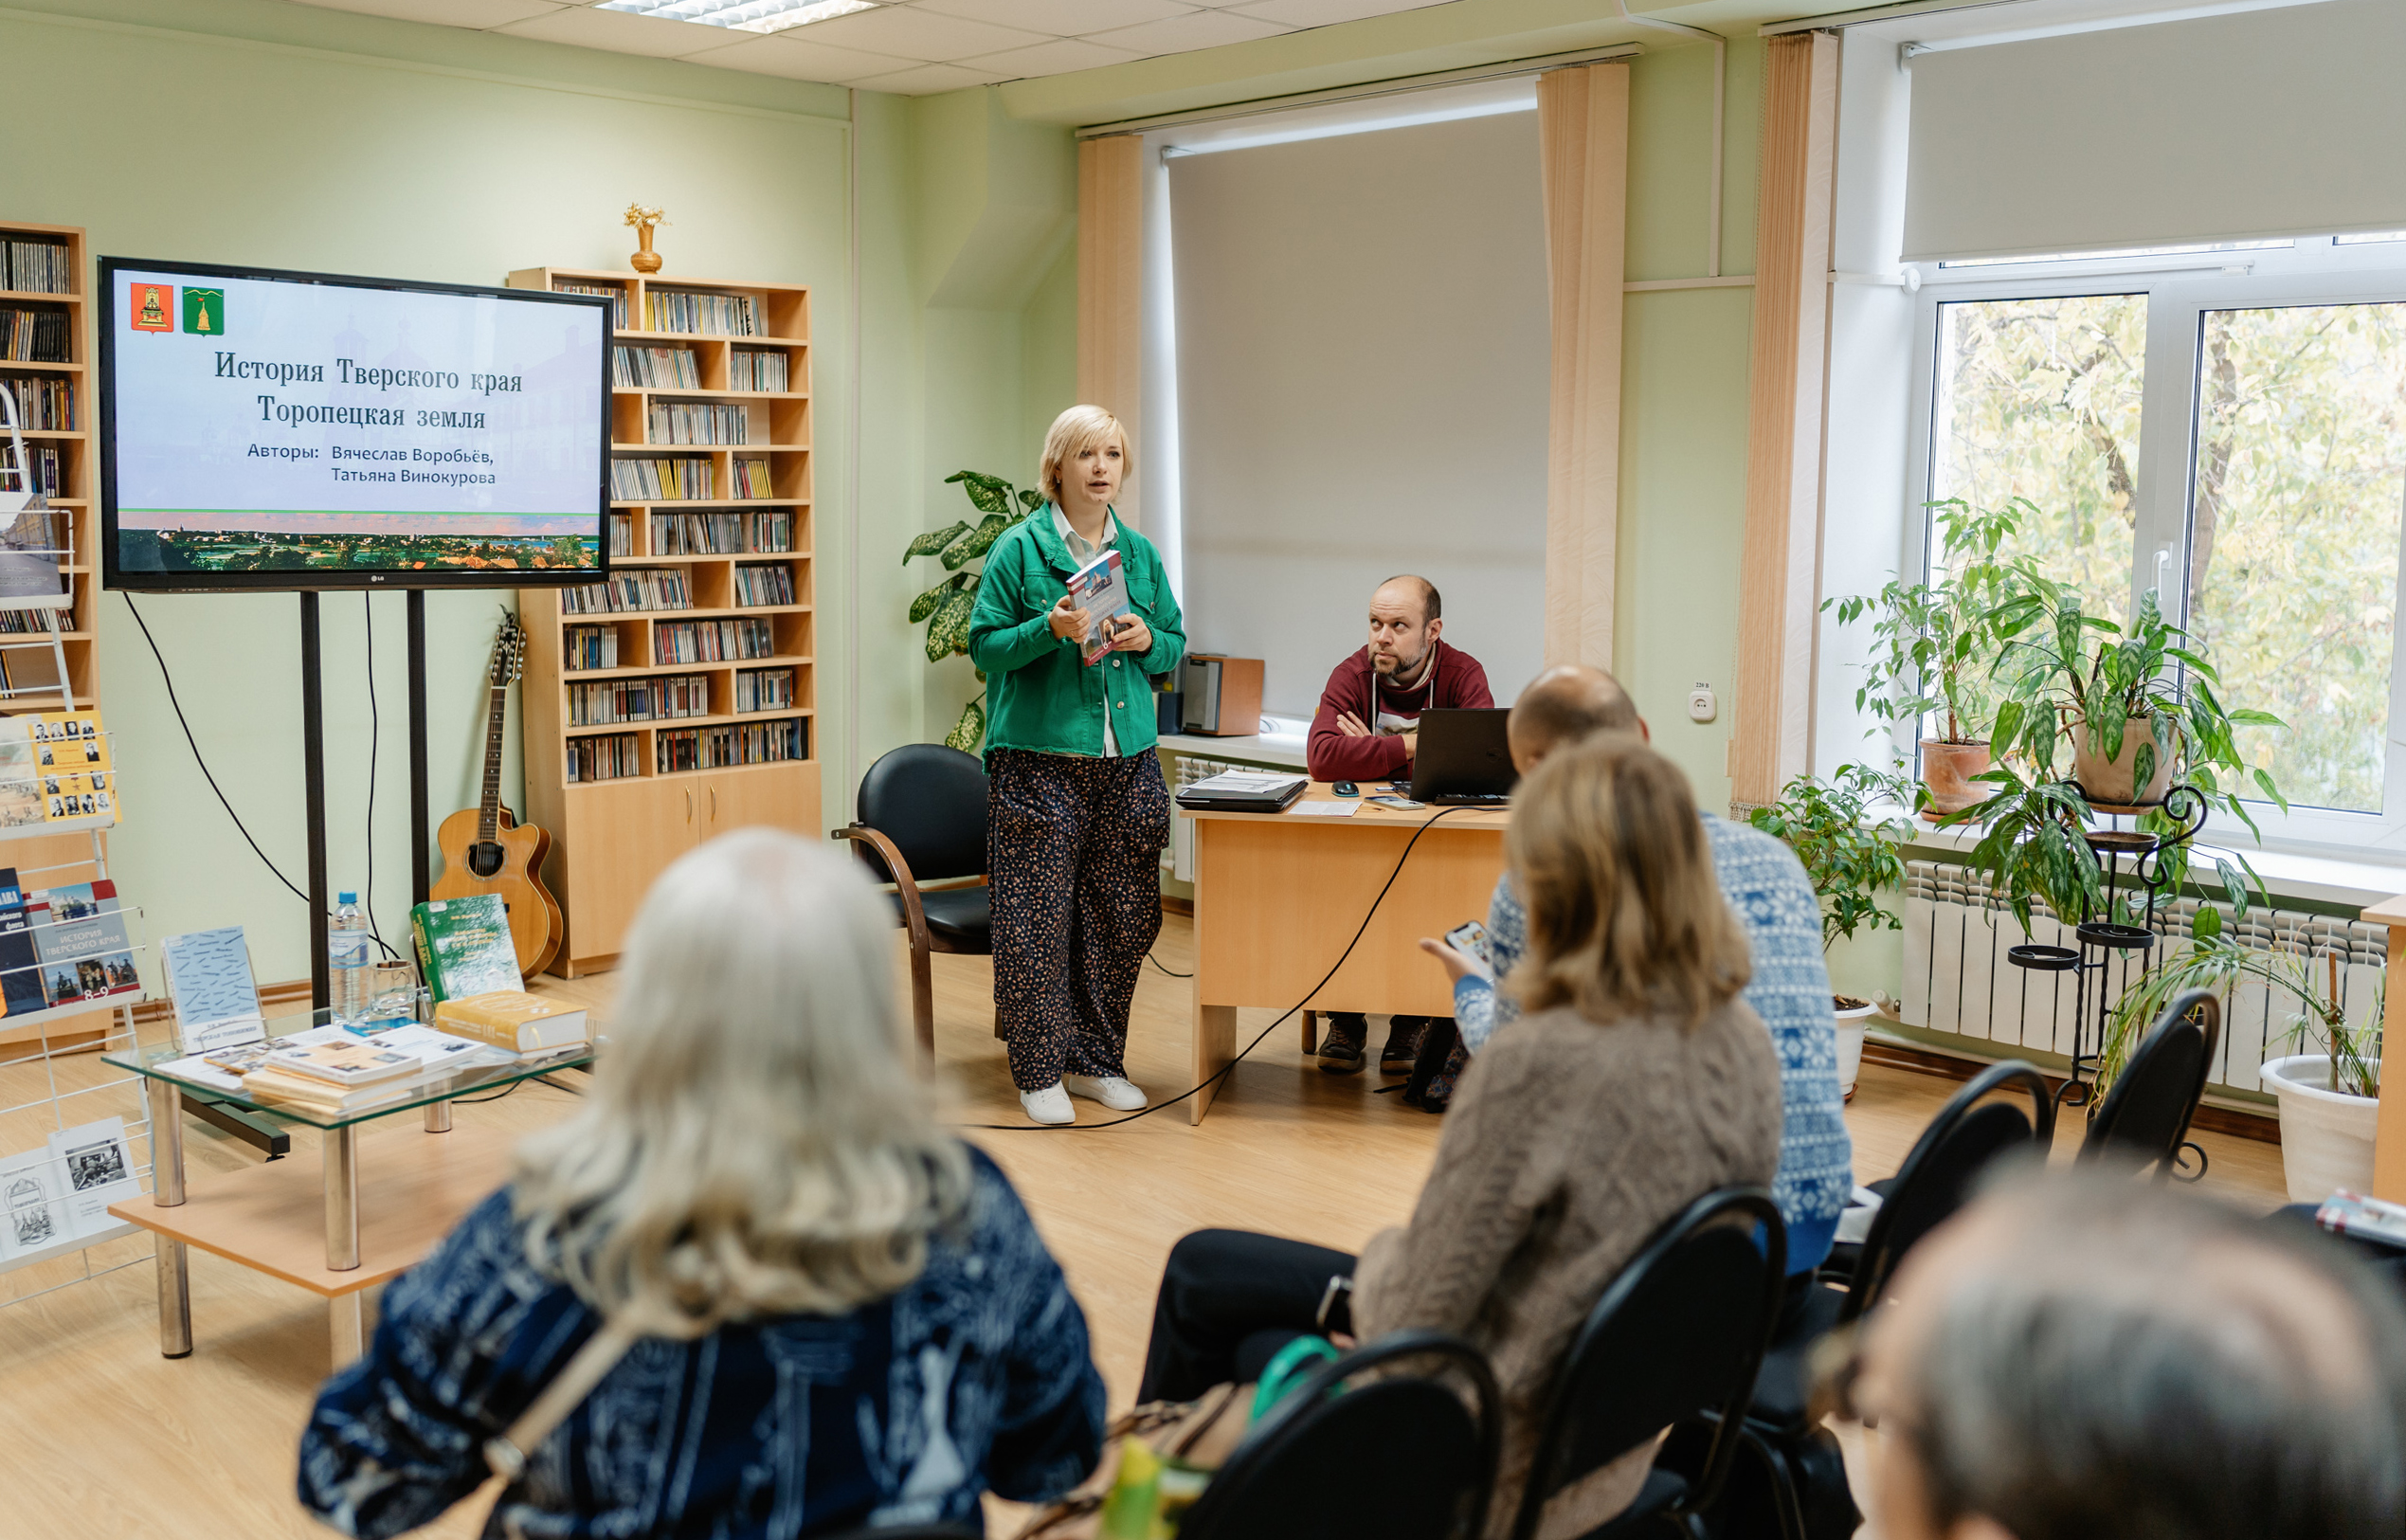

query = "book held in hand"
1065;547;1133;667
434;990;589;1057
410;895;521;1005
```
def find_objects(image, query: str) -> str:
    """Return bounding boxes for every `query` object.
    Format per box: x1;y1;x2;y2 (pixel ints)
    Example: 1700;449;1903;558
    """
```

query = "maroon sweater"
1307;641;1494;782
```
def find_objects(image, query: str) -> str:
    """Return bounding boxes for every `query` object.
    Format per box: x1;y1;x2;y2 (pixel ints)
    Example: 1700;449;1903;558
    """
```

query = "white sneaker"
1063;1074;1148;1112
1020;1083;1076;1125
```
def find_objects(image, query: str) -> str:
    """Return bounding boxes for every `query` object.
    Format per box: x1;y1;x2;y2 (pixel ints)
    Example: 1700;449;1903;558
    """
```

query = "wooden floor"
0;912;2288;1539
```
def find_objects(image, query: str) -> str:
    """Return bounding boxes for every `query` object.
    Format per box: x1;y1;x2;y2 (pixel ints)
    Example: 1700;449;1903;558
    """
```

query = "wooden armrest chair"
835;744;990;1060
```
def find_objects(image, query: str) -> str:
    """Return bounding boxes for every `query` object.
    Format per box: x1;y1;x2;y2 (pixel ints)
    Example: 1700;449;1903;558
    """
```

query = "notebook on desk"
1409;709;1517;806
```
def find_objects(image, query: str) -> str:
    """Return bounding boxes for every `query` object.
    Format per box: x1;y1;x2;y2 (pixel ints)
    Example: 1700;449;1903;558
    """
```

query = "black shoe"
1318;1014;1367;1075
1379;1017;1429;1074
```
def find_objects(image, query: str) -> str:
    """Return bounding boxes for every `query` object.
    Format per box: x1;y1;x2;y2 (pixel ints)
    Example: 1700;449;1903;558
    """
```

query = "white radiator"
1900;860;2386;1095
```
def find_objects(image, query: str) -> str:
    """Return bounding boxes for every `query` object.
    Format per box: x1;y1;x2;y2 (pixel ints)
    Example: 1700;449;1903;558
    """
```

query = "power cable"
1146;952;1192;979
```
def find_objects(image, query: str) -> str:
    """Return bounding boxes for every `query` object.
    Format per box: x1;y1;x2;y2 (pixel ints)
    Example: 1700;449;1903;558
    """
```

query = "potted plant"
902;470;1045;752
1829;498;2032;819
2104;924;2379;1202
1746;763;1913;1100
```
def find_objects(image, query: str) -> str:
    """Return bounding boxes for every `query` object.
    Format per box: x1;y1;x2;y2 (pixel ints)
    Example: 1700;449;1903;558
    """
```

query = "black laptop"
1410;708;1517;805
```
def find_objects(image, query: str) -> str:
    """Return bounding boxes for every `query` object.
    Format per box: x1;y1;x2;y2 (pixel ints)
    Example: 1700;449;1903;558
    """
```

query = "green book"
409;896;521;1005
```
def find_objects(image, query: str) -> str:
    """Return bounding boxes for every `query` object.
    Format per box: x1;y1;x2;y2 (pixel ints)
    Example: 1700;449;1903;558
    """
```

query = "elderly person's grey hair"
1902;1173;2406;1540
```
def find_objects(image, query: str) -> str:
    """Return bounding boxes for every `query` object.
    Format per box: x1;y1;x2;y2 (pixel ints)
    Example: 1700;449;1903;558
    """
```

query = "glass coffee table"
104;1008;594;1363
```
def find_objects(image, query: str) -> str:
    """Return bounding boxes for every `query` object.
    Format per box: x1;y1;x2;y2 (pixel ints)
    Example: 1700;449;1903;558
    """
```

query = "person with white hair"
297;830;1108;1536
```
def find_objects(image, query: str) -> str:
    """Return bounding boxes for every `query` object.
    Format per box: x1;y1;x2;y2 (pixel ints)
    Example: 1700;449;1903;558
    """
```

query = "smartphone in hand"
1444;920;1490;963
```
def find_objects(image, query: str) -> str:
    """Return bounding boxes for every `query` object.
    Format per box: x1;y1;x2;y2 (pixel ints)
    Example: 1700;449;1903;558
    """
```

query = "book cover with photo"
30;711;106;774
27;879;138;1007
46;1116;139;1237
0;866;44;1017
0;1145;66;1259
410;894;521;1004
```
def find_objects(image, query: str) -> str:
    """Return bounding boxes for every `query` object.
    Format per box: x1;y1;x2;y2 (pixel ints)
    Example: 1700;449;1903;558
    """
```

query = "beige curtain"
1535;63;1630;672
1730;31;1839;810
1077;134;1144;529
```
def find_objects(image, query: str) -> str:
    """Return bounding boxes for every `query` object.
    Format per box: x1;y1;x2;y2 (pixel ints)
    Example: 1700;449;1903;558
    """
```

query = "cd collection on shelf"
611;345;700;390
565;732;642;784
734;667;795;714
728;349;790;392
3;444;62;497
655;617;776;663
642;289;759;336
610;457;715;501
656;717;805;773
564;625;621;671
2;240;71;294
730;457;774;498
732;563;797;607
552;281;628;331
608;513;633;556
644;400;748;446
0;309;70;363
568;672;711;726
649;510;791;555
2;377;74;431
561;568;693;616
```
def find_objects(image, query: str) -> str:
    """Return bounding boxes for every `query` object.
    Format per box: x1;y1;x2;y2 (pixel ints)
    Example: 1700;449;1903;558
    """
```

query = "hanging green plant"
904;472;1044;751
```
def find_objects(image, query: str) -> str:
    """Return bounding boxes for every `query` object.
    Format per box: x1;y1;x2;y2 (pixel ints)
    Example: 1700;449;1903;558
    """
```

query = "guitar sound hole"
468;842;508;879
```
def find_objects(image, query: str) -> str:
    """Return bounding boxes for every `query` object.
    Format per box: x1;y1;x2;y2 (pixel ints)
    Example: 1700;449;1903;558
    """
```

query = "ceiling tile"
1088;7;1289;55
792;6;1050;61
1224;0;1452;27
494;5;723;56
962;36;1143;77
849;60;1011;95
914;0;1193;35
294;0;566;26
678;31;918;81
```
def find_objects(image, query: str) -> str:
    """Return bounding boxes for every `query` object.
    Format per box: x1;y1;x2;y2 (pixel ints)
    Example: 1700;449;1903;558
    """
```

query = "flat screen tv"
97;257;609;590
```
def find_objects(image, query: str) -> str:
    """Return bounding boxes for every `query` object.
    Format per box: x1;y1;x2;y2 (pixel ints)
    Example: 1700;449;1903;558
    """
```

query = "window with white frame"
1908;236;2406;851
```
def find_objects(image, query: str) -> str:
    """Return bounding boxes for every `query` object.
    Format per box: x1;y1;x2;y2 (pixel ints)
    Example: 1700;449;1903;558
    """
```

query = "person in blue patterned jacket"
298;830;1107;1538
1418;665;1854;1281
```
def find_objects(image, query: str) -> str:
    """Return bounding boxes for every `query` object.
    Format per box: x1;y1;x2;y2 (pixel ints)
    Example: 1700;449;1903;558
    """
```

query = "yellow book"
435;991;588;1057
240;1066;405;1114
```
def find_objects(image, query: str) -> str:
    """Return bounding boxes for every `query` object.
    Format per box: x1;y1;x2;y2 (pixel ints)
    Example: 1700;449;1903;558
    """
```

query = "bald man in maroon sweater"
1304;574;1493;1077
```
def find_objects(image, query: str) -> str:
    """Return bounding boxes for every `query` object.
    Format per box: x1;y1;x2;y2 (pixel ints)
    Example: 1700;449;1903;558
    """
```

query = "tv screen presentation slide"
100;262;607;585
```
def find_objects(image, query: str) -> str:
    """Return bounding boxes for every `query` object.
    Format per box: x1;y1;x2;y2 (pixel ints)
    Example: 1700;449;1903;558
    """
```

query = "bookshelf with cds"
0;219;98;717
506;267;816;977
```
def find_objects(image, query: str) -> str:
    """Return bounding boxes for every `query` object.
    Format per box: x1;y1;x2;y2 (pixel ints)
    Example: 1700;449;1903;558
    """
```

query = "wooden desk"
1184;785;1508;1123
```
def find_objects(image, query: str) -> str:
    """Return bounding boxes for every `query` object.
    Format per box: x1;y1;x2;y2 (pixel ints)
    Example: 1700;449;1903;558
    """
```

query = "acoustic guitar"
432;612;565;979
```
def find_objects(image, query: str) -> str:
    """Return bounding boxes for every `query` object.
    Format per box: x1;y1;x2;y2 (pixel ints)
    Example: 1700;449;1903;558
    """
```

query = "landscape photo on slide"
117;515;597;574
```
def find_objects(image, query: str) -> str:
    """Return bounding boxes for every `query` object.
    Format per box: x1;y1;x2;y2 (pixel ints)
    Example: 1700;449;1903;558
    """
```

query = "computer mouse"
1332;781;1359;796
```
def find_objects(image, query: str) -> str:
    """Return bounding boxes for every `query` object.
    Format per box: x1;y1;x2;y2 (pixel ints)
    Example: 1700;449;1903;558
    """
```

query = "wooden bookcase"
506;267;819;976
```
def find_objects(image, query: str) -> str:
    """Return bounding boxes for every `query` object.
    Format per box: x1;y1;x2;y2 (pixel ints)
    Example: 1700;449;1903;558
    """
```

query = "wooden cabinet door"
699;760;821;842
561;776;701;970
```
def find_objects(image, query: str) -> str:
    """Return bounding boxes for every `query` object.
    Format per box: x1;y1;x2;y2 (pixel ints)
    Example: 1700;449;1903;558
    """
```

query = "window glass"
1930;295;2147;625
2183;302;2406;814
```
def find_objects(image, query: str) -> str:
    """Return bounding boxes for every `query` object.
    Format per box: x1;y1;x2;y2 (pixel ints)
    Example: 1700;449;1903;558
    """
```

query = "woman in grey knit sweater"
1138;733;1782;1539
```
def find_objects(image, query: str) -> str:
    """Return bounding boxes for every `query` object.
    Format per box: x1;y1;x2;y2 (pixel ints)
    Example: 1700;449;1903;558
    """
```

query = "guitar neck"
477;683;507;842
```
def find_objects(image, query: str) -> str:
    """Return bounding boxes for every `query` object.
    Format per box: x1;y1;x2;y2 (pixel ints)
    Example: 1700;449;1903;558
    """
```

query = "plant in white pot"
1830;498;2032;820
1747;763;1913;1101
2105;924;2379;1203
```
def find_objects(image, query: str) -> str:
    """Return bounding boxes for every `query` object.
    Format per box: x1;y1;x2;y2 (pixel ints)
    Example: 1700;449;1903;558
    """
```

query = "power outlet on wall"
1687;683;1717;723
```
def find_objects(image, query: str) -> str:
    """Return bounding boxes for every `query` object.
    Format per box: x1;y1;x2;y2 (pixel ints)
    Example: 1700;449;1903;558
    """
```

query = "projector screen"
98;258;608;590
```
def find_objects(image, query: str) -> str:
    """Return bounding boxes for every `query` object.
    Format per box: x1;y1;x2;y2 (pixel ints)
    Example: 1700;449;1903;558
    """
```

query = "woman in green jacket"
967;405;1186;1125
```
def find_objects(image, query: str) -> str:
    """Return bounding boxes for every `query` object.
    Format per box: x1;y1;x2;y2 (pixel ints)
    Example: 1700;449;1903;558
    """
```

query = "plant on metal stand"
903;470;1044;752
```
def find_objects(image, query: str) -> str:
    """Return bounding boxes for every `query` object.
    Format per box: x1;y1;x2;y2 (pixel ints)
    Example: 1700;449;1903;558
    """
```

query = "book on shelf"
567;732;642;784
734;668;795;713
611;345;700;390
730;457;774;499
610;457;715;502
0;1115;139;1257
565;625;622;671
642;288;759;336
27;879;139;1008
410;894;522;1005
0;309;70;363
732;562;796;607
262;1040;422;1087
0;868;43;1018
654;616;774;664
434;989;588;1057
730;349;789;392
562;568;693;616
645;400;748;446
569;672;710;726
161;926;263;1051
552;281;628;332
2;376;75;431
2;240;71;296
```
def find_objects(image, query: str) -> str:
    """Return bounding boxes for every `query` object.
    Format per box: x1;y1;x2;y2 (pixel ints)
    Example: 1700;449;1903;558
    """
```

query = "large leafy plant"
1747;763;1914;953
2101;919;2379;1099
1829;498;2034;746
905;470;1043;752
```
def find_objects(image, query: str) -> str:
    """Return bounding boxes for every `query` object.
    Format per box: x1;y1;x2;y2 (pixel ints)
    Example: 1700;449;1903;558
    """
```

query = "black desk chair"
835;744;990;1060
1510;1187;1788;1540
1183;1330;1500;1540
2080;988;2221;1180
1733;1060;2054;1539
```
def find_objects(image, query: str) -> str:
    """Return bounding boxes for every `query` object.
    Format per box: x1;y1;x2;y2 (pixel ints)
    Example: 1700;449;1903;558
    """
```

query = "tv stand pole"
302;591;330;1013
407;589;430;908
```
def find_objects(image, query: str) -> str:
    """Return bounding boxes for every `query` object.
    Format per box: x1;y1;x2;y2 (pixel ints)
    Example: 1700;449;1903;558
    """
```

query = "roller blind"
1903;0;2406;262
1169;110;1549;719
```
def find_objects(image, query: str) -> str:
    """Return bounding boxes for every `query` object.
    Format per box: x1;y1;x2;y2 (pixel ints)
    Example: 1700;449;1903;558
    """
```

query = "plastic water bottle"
331;892;371;1023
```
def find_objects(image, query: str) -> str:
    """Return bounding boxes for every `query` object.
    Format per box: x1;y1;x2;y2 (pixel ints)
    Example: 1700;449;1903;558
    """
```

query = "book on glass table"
435;990;589;1058
262;1041;423;1088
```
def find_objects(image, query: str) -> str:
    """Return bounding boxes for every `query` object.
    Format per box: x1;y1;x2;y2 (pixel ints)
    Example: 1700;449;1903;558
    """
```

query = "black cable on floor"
963;806;1475;1132
1146;953;1192;979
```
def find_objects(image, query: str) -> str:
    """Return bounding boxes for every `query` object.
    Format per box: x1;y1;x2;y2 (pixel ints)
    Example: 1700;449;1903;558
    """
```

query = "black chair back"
853;744;987;884
1845;1060;2054;1322
816;1527;980;1539
1510;1187;1787;1540
1184;1331;1500;1540
2081;988;2221;1177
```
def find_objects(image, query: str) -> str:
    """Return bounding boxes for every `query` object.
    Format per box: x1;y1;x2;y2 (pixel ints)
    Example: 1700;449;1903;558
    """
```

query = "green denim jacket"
966;508;1185;759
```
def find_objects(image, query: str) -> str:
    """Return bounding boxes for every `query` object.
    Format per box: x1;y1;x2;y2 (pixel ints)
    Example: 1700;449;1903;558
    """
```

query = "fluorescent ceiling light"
596;0;877;34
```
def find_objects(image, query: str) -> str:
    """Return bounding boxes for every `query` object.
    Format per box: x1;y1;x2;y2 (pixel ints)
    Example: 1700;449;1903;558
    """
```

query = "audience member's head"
1507;732;1748;1027
1853;1172;2406;1540
1508;664;1643;772
1366;575;1443;678
514;830;970;1339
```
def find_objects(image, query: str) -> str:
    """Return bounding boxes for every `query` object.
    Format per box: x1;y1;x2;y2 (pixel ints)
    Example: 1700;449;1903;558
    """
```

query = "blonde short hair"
1507;733;1750;1027
513;830;970;1338
1040;404;1131;505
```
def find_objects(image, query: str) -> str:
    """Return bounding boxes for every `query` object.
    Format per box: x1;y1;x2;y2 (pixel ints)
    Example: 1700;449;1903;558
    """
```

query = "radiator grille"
1900;860;2386;1094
